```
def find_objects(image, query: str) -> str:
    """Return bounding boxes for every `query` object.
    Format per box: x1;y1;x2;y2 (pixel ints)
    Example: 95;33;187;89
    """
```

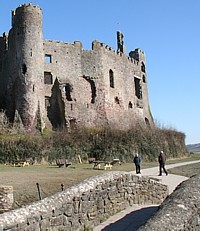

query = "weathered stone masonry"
139;174;200;231
0;3;154;131
0;172;168;230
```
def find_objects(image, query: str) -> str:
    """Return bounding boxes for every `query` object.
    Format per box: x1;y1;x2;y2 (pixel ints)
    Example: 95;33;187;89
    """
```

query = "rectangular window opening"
45;54;52;64
44;72;53;84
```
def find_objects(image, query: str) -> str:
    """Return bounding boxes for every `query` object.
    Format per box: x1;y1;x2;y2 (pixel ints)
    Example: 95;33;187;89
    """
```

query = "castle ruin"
0;3;154;132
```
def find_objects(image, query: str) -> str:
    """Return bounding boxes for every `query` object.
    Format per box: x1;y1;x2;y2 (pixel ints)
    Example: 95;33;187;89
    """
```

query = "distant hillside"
187;143;200;153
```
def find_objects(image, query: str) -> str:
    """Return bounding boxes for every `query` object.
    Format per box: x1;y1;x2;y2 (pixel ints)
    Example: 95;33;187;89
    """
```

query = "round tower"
8;3;45;131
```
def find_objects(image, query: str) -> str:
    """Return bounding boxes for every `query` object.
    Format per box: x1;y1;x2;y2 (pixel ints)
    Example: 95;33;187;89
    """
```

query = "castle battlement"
16;3;42;11
12;3;42;27
0;3;154;132
91;39;144;68
44;39;83;48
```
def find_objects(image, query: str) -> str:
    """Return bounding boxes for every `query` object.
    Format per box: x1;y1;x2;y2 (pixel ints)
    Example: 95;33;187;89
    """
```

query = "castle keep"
0;3;154;131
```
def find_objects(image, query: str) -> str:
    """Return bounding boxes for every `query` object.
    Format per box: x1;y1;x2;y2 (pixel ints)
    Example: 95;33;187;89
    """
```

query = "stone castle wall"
0;172;168;230
0;3;154;132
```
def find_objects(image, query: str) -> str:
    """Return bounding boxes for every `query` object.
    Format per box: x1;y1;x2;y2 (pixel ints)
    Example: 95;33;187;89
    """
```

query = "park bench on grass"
111;158;121;165
88;157;96;164
56;159;72;168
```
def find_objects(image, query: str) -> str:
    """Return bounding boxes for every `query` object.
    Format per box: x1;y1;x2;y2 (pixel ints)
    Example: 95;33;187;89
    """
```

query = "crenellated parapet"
12;3;42;27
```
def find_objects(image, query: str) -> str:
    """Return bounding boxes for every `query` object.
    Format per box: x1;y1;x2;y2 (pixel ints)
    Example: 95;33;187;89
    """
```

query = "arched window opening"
128;101;133;109
134;77;142;99
145;117;151;127
109;69;114;88
141;62;146;73
83;75;96;104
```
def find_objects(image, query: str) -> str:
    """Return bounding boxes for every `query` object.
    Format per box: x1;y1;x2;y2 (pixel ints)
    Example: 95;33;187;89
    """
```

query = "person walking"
134;153;141;174
158;150;168;176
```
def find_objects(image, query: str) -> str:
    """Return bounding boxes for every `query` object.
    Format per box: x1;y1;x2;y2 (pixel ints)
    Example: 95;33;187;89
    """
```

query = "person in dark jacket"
134;153;141;174
158;151;168;176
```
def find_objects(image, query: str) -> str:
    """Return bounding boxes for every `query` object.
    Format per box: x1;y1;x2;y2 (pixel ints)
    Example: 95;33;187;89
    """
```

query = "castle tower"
6;3;45;131
117;31;126;54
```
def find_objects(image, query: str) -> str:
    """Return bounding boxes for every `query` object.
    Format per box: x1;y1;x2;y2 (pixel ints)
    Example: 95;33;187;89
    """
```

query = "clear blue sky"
1;0;200;144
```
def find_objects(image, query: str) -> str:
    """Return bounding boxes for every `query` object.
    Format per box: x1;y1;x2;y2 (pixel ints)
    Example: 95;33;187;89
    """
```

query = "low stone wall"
0;185;13;214
139;174;200;231
0;171;168;230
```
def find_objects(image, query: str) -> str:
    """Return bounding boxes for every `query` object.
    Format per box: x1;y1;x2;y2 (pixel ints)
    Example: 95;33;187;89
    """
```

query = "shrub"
0;124;187;163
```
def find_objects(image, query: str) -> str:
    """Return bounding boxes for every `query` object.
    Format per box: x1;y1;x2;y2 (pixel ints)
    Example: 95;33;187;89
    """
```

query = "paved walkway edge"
94;159;200;231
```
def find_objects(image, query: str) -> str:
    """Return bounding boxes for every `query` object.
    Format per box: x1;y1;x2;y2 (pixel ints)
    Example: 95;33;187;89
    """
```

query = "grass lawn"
0;153;199;209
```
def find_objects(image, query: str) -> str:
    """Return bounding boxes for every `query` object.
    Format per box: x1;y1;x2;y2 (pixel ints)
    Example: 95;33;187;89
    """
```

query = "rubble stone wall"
0;186;13;214
0;172;168;230
139;174;200;231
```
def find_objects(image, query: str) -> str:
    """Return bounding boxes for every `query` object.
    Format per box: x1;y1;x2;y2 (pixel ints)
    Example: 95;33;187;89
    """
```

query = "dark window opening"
141;62;146;73
83;75;96;104
115;96;120;104
109;69;114;88
33;85;35;92
63;83;73;101
90;81;96;103
44;72;53;84
71;104;73;111
145;117;151;127
128;101;133;108
45;54;52;64
45;96;50;109
22;64;27;74
134;77;142;99
143;75;146;83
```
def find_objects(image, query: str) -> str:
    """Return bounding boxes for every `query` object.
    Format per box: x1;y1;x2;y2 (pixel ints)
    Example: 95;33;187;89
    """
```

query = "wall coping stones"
138;174;200;231
0;171;168;230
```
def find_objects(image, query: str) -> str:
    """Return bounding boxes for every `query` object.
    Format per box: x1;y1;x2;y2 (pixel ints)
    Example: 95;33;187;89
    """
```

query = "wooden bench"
56;159;72;168
88;158;96;164
111;159;121;166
